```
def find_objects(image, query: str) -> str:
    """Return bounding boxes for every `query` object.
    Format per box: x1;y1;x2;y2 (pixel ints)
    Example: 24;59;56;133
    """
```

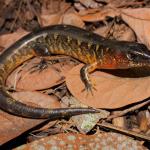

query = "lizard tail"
0;87;98;119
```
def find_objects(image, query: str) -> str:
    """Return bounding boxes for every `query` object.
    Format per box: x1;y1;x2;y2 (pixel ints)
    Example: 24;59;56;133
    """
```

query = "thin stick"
107;99;150;121
98;122;150;142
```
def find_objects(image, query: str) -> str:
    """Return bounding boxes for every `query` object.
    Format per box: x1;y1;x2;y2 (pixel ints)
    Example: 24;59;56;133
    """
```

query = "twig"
117;1;145;8
106;99;150;121
98;122;150;142
10;0;23;32
26;0;42;26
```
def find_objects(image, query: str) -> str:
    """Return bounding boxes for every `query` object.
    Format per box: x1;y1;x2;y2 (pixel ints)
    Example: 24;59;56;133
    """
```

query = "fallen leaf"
0;28;28;49
74;2;86;11
0;91;60;145
107;0;145;8
66;64;150;109
78;8;99;15
24;10;34;21
62;13;85;28
41;0;70;15
7;57;75;91
11;91;61;109
0;46;4;54
78;0;99;9
62;96;109;133
94;23;135;41
40;0;71;26
40;13;62;26
80;8;119;22
121;8;150;48
40;1;84;27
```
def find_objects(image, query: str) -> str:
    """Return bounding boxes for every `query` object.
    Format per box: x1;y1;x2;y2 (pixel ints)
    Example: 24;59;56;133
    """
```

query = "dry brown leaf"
80;8;119;22
0;46;4;54
29;0;85;28
40;0;71;26
0;28;28;49
0;91;60;145
106;0;144;8
121;8;150;49
41;0;70;15
94;23;135;41
40;13;62;26
74;2;86;11
66;64;150;109
40;7;85;27
62;96;109;133
78;8;100;15
79;0;99;9
7;57;75;91
11;91;61;109
62;13;85;27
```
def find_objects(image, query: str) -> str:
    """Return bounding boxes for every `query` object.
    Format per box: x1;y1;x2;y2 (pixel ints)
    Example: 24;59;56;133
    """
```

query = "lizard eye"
127;52;136;61
127;50;150;63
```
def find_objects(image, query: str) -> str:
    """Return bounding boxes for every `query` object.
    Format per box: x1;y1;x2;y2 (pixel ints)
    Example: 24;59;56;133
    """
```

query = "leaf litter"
62;96;109;133
121;8;150;49
66;64;150;108
0;0;150;148
6;57;75;91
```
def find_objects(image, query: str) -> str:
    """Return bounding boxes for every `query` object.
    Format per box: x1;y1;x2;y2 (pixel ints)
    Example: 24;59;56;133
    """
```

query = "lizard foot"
29;58;60;74
81;82;97;96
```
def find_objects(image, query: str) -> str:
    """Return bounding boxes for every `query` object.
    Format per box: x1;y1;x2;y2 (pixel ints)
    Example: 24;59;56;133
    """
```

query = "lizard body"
0;24;150;119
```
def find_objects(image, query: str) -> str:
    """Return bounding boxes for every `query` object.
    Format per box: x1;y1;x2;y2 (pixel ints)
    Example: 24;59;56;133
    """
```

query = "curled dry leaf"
78;0;99;9
41;0;71;15
66;64;150;109
0;28;28;49
7;57;75;91
74;2;86;11
40;0;72;26
62;13;85;28
121;8;150;49
0;46;4;54
79;8;119;22
40;13;62;26
94;23;136;41
137;110;149;132
40;3;85;27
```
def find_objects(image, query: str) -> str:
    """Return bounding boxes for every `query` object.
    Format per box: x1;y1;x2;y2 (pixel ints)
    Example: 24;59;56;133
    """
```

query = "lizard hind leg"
80;62;98;96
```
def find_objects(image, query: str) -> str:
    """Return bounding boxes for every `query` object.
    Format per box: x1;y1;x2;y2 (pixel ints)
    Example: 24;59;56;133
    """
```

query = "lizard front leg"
29;43;61;73
80;62;98;95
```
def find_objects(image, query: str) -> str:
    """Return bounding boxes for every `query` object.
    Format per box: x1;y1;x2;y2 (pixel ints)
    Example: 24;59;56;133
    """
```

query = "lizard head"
104;42;150;69
122;42;150;68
